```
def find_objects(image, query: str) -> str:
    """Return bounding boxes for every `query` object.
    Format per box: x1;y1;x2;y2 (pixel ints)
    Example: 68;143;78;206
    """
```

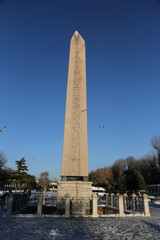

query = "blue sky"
0;0;160;179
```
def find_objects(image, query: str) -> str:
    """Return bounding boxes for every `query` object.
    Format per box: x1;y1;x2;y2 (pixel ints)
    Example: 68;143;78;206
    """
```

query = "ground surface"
0;192;160;240
0;205;160;240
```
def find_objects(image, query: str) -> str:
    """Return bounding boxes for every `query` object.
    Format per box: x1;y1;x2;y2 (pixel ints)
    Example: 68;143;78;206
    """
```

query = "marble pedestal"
57;181;92;216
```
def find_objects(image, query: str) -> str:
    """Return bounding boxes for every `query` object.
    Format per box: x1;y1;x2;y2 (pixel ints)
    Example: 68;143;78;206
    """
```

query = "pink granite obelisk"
57;32;92;215
61;31;88;181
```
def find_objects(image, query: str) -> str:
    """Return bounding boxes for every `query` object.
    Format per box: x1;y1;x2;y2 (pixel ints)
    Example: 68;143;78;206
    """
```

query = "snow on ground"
27;191;57;206
0;214;160;240
0;192;160;239
0;206;160;240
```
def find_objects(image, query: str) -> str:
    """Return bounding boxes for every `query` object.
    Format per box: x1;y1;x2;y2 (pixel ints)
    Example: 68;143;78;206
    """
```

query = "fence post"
118;194;124;217
132;193;136;213
19;193;22;211
92;194;99;218
37;193;43;217
116;193;119;208
24;193;27;206
110;193;114;207
65;194;70;218
143;194;150;217
123;193;127;211
4;194;8;210
106;193;109;206
42;191;46;206
6;194;13;218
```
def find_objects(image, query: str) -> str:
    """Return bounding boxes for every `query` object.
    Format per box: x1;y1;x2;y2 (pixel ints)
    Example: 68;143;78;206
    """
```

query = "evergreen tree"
89;170;100;186
119;170;146;193
9;158;29;190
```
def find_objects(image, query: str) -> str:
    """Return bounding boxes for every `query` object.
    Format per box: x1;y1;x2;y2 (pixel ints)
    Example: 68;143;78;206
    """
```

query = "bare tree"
98;167;114;189
111;159;124;183
39;171;50;191
151;136;160;167
0;152;7;170
151;136;160;151
125;156;140;171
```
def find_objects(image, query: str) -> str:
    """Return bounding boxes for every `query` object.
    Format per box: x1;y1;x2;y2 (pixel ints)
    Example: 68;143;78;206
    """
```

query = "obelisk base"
57;181;92;216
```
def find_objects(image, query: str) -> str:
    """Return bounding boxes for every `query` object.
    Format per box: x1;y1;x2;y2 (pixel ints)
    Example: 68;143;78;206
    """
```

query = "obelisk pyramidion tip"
74;31;79;38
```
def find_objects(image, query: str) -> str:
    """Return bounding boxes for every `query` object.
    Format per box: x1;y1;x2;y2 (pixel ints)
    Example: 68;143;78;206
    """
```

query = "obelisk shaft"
61;31;88;180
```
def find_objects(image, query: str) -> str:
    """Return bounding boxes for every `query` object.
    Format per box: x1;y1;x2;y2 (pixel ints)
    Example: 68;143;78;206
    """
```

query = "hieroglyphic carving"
71;49;82;174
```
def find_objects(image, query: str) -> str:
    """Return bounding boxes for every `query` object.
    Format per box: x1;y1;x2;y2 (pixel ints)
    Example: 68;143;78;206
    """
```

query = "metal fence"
7;192;30;216
57;196;92;216
6;191;147;217
104;193;144;215
124;195;144;214
70;197;92;216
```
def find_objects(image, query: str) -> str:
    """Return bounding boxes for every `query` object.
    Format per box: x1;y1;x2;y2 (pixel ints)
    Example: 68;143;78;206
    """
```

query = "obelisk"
57;31;92;215
61;30;88;181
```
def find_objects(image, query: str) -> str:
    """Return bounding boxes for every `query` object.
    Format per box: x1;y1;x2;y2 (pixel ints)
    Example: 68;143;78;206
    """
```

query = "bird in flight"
99;125;105;128
0;126;6;132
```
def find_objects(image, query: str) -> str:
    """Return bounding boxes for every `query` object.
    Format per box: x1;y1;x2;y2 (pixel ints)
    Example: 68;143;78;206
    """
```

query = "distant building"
49;178;58;191
35;178;39;184
50;178;57;183
147;184;160;196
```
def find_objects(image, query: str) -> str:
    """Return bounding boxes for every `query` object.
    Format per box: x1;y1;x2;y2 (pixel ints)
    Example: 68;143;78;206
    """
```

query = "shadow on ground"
142;220;160;233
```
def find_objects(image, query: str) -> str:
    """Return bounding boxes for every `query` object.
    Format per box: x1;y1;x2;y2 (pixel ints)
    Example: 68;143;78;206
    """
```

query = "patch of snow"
49;229;61;237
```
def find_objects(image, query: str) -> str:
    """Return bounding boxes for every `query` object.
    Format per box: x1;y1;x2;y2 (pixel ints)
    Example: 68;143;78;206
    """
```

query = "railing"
57;196;92;216
70;197;92;216
27;192;57;207
123;194;144;214
37;192;147;217
104;193;149;216
12;193;29;214
5;191;150;218
56;196;65;215
6;192;30;217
